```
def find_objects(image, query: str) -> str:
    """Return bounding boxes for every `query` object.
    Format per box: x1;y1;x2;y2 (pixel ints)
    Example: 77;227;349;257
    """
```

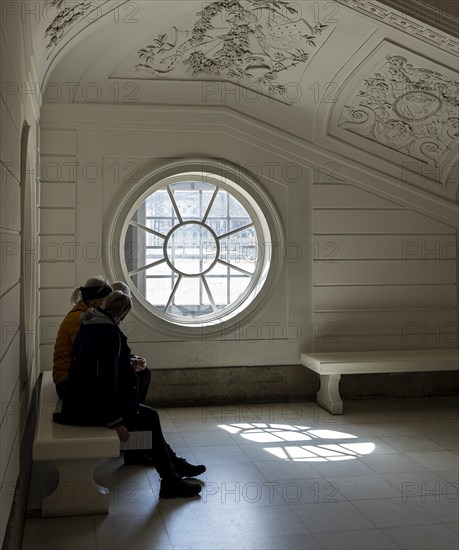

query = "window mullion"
165;274;182;313
217;259;254;277
201;275;217;313
218;222;254;240
128;258;166;276
167;186;183;223
202;186;218;224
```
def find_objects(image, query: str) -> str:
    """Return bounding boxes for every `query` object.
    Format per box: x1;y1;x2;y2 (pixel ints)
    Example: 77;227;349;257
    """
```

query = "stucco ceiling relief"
45;0;133;50
134;1;334;105
46;0;92;48
337;54;458;181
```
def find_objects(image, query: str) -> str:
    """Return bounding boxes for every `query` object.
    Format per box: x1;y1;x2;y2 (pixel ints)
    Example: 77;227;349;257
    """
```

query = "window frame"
106;159;285;338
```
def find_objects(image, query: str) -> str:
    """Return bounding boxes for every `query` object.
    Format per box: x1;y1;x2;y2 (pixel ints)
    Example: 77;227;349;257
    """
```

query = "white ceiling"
40;0;459;203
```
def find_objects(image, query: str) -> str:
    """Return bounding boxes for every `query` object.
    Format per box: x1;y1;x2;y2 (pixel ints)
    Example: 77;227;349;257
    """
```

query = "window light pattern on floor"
219;422;376;462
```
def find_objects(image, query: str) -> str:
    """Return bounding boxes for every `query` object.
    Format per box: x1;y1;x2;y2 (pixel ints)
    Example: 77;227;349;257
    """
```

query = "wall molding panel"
41;103;459;226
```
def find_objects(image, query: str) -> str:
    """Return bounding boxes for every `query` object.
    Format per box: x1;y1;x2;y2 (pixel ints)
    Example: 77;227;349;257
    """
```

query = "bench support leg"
317;374;343;415
42;459;109;517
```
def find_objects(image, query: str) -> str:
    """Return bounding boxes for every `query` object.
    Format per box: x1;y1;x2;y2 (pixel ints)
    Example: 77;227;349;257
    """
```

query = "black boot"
173;457;206;477
166;444;206;477
159;473;202;498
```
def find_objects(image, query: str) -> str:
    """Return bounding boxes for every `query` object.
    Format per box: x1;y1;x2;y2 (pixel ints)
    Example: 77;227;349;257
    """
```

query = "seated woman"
111;280;151;404
52;276;113;399
54;291;205;499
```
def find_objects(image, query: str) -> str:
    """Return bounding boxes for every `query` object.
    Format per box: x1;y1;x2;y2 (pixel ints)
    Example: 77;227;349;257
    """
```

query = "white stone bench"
301;349;459;415
33;371;120;517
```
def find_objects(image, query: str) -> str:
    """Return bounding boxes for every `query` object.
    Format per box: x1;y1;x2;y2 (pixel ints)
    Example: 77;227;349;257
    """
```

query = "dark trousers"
56;368;150;403
56;380;67;400
136;368;151;404
133;404;177;478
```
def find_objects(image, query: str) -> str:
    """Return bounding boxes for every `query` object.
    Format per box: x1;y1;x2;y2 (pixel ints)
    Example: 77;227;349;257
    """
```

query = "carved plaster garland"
338;55;459;169
45;0;93;47
45;0;459;57
135;0;331;104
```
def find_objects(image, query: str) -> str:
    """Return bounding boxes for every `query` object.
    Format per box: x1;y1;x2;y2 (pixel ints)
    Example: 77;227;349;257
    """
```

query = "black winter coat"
54;308;139;430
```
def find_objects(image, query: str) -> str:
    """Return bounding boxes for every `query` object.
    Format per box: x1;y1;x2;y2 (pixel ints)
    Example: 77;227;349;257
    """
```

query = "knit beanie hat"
80;282;112;301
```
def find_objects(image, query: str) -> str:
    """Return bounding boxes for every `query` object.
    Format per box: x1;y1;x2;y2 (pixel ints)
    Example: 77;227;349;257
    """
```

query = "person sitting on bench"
53;277;151;406
111;280;151;405
53;290;205;498
52;276;113;399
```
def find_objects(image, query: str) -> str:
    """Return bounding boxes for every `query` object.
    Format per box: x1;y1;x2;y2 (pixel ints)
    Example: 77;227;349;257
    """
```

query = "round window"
108;160;284;330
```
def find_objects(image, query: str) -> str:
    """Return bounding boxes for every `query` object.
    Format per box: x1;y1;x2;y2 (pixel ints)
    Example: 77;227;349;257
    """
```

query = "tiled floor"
22;397;458;549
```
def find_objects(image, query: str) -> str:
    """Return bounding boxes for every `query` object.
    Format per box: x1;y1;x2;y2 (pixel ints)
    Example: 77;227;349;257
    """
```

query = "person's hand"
113;423;129;442
131;355;147;372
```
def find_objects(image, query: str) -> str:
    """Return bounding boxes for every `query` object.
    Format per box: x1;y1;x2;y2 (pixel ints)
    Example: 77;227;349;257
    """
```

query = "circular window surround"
106;159;285;339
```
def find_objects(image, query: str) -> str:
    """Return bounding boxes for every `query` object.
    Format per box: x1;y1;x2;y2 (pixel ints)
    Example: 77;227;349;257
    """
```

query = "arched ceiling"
39;0;459;202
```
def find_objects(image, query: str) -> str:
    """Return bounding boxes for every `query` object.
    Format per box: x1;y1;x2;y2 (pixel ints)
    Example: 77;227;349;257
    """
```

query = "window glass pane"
206;262;228;276
146;259;170;276
172;277;200;307
170;181;216;220
145;190;173;218
203;275;229;309
207;218;227;236
229;194;250;217
229;219;252;232
219;226;258;273
200;188;216;218
144;265;177;308
124;225;146;271
145;234;165;251
124;224;167;273
124;232;140;270
168;277;213;317
206;190;228;222
146;218;174;238
228;270;252;302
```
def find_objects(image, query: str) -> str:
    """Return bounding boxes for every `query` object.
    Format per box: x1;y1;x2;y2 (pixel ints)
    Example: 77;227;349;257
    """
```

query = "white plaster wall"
39;105;313;370
39;104;458;376
312;173;457;351
0;10;42;546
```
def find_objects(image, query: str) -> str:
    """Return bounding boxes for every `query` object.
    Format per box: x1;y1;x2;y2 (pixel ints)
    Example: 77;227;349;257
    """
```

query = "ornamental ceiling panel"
327;40;458;193
111;1;336;105
44;1;336;106
40;1;459;205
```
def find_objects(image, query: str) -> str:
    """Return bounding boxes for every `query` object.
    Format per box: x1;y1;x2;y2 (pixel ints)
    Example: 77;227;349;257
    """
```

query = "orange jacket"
52;301;88;384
